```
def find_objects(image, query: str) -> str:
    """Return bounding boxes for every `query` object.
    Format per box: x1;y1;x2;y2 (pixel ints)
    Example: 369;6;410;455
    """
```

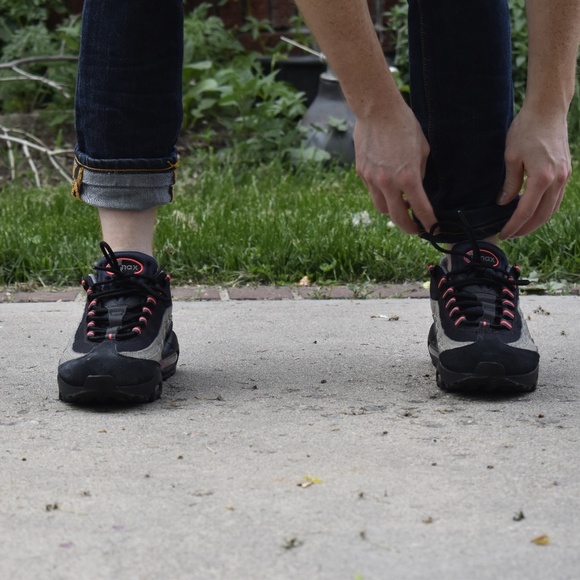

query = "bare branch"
0;54;78;98
0;126;73;184
0;55;78;70
21;144;41;187
9;65;71;98
0;76;28;82
1;127;16;180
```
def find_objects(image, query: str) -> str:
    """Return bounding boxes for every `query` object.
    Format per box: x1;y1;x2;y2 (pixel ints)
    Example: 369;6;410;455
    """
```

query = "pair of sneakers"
57;239;539;403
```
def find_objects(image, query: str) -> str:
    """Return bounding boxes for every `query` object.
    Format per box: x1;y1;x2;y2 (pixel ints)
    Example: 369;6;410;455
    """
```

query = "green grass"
1;156;580;287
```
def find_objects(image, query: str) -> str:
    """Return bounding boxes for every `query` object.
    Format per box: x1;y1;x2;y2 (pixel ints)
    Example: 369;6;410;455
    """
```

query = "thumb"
498;161;524;206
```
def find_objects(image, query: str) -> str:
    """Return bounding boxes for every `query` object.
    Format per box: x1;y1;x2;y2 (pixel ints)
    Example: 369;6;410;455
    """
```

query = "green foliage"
183;4;244;62
386;0;410;98
181;4;307;164
1;2;307;167
0;0;66;37
509;0;531;109
0;0;80;118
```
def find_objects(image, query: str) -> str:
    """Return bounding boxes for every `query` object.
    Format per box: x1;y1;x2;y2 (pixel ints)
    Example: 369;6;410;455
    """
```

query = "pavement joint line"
290;288;303;300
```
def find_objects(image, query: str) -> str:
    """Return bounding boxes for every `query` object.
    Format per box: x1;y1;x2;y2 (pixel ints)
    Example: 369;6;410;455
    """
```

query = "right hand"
354;105;437;235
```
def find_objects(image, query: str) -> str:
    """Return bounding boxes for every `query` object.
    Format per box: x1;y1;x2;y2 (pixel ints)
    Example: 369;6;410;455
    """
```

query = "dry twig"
0;55;78;98
0;126;73;184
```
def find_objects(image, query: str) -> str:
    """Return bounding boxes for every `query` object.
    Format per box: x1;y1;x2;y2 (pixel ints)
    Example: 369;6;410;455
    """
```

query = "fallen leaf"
531;535;551;545
299;276;311;287
297;475;323;488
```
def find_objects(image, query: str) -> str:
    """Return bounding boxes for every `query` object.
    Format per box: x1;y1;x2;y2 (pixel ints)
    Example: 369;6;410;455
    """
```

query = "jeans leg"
73;0;183;210
408;0;517;242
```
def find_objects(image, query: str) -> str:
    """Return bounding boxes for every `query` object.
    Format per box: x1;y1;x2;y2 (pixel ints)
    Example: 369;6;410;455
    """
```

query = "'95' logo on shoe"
464;249;499;268
106;258;144;276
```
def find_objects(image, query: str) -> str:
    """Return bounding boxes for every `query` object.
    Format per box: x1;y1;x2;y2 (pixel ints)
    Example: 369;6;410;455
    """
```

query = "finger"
553;184;566;213
497;158;524;206
387;192;422;235
400;175;438;233
366;181;390;214
510;183;565;238
367;182;420;235
499;173;555;239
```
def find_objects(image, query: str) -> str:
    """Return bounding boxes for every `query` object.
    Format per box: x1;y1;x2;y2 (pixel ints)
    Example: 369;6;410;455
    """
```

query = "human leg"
58;0;184;403
408;0;539;392
98;208;157;256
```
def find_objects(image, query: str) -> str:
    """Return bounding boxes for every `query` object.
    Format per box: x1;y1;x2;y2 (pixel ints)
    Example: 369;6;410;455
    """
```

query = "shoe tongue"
449;241;508;273
446;242;510;325
95;251;159;283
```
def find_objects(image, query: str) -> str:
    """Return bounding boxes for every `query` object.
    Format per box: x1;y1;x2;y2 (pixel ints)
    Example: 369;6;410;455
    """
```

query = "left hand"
498;104;572;239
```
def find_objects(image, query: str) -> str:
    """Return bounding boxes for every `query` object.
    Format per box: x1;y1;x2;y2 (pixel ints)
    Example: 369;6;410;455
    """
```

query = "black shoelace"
82;242;167;342
421;213;529;330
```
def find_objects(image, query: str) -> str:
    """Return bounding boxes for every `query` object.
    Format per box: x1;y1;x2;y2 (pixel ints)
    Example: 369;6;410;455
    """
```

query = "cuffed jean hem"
417;198;519;244
71;157;176;210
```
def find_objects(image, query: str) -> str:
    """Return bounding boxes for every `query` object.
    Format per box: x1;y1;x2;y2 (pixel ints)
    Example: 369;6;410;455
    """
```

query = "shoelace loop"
82;242;167;342
433;262;526;329
423;214;529;331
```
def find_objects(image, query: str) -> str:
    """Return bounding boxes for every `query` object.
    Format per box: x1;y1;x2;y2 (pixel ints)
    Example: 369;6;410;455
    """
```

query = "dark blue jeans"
408;0;518;241
74;0;517;240
73;0;183;209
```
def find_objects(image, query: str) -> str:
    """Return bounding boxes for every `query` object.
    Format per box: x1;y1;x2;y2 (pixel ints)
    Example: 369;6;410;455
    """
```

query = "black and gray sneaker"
427;240;539;393
58;242;179;403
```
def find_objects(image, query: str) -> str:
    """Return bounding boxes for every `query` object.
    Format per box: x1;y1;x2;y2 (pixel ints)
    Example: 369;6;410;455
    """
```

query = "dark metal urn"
299;69;356;164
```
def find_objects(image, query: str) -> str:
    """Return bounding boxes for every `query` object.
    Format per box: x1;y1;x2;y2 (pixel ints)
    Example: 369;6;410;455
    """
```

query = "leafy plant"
0;0;67;40
181;4;307;165
0;1;80;117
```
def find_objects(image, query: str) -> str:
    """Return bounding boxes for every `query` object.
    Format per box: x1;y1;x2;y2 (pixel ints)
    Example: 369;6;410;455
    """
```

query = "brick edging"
0;283;429;304
5;283;578;304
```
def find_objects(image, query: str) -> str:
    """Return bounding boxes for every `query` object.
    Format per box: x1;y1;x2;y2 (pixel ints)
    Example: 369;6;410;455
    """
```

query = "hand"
498;105;572;239
353;105;437;235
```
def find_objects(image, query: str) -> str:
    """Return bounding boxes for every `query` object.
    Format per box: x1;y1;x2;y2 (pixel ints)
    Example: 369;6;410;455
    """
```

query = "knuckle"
376;173;394;191
554;171;568;188
396;168;418;190
534;170;554;188
555;162;572;186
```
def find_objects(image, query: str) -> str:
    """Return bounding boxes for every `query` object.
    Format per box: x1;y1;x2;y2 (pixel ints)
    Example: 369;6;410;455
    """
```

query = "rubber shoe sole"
432;359;538;393
428;341;538;394
58;331;179;404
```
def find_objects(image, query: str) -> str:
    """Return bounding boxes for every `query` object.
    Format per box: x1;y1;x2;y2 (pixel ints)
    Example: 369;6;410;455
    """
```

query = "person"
296;0;579;393
57;0;580;403
57;0;183;403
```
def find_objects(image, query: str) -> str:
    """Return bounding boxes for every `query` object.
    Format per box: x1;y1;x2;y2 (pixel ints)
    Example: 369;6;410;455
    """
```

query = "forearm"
525;0;580;114
293;0;405;120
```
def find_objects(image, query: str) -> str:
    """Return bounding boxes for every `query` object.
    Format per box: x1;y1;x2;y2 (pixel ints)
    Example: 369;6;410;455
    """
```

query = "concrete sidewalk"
1;295;579;579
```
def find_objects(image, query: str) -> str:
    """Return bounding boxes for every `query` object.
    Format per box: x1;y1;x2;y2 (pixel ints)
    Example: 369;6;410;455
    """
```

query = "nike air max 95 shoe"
58;242;179;403
428;240;539;393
